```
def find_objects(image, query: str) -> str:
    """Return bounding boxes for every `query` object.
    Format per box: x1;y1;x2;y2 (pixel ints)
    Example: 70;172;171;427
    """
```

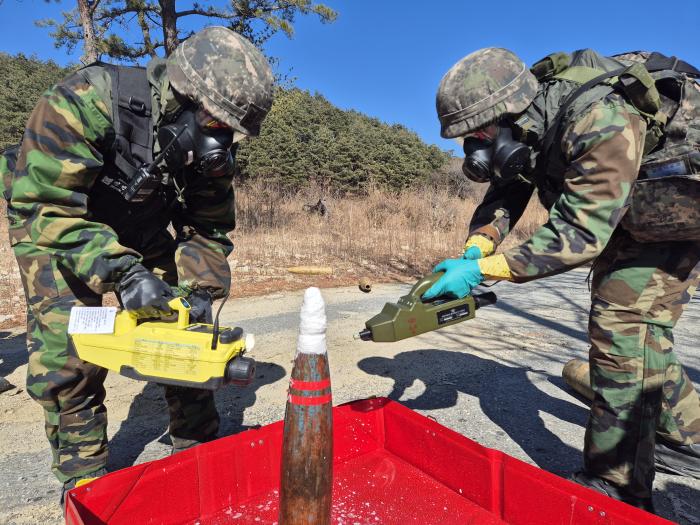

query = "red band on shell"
288;394;333;406
290;379;331;390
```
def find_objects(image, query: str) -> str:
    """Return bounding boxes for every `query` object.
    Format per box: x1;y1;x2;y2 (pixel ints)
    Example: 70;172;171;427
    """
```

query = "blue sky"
1;0;699;152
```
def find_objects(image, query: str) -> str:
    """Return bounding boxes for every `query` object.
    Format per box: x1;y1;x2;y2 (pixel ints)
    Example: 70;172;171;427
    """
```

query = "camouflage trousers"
585;230;700;499
12;235;220;483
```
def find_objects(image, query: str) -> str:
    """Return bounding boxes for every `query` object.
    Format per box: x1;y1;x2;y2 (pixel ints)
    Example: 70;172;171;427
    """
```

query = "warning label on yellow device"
133;338;200;376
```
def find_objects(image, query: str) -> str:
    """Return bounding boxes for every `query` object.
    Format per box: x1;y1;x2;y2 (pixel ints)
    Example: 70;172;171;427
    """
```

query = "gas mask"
461;124;530;184
157;106;240;178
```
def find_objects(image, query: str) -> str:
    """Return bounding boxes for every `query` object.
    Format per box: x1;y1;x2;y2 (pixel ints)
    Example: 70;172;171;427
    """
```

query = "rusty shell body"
562;358;594;401
278;351;333;525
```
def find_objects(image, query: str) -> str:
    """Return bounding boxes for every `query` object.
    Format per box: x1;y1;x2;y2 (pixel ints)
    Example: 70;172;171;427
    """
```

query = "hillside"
235;88;450;192
0;53;450;192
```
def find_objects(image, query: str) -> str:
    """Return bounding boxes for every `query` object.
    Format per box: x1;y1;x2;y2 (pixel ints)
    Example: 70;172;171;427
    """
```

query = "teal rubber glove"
422;259;485;300
462;245;483;260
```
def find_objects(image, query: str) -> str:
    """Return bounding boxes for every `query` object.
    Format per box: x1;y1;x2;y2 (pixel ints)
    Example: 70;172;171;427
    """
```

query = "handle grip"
410;271;445;302
411;273;497;308
168;297;191;329
473;291;497;309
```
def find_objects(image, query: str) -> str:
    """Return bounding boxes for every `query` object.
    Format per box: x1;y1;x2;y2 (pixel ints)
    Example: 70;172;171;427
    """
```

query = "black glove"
117;263;175;318
188;289;213;324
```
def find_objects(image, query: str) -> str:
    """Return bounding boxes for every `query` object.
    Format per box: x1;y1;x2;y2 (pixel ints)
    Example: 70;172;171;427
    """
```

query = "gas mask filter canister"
157;107;236;178
461;124;530;184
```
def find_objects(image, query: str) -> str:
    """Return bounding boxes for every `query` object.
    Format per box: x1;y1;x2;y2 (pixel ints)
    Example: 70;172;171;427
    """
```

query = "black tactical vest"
81;63;178;251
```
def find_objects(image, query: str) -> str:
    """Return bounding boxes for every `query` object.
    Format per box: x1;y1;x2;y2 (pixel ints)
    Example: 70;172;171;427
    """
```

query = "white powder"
296;287;327;355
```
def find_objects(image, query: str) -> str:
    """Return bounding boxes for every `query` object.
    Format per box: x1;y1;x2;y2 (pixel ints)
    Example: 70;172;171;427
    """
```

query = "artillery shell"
279;288;333;525
287;266;333;275
358;277;372;293
562;358;594;401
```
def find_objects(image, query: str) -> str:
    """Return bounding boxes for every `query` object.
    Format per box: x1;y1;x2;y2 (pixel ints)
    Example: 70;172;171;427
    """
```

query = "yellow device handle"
168;297;191;329
115;310;139;332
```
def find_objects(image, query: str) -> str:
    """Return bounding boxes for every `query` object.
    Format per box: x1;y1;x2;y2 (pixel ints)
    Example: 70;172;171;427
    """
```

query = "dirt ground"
1;269;698;524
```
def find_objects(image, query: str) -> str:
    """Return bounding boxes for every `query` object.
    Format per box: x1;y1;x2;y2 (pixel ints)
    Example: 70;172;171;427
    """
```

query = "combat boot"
171;436;206;455
655;438;700;480
570;471;655;513
61;467;108;511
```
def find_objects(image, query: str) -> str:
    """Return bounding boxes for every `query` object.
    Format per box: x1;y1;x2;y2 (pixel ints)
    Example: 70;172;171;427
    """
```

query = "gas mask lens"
462;137;493;183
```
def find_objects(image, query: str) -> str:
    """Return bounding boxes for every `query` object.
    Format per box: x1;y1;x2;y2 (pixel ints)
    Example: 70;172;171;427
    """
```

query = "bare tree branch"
37;0;337;64
176;7;240;19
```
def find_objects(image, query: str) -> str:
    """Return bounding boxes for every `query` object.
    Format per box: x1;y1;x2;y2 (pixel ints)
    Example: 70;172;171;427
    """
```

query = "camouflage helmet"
436;48;538;139
167;26;274;136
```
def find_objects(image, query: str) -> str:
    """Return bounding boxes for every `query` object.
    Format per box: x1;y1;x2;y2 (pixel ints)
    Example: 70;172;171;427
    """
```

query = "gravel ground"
0;268;698;524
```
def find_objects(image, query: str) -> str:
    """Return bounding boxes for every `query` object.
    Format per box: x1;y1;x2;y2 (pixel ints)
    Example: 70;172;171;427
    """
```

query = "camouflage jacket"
3;60;236;298
469;72;646;281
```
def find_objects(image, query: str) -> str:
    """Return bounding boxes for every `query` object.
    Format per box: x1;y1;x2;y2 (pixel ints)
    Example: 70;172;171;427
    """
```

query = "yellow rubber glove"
477;254;513;280
463;235;495;260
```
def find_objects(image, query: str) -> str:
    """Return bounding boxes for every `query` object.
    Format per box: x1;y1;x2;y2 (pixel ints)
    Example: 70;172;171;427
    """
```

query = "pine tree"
0;53;72;150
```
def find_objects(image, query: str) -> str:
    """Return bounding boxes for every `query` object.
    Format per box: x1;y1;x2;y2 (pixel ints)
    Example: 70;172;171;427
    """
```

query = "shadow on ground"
685;365;700;386
495;299;589;343
0;331;27;377
216;361;286;437
108;382;168;470
358;349;588;475
659;481;700;525
108;361;286;471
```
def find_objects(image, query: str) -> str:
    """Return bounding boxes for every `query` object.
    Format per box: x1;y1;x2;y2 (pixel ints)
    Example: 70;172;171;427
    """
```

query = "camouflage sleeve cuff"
114;256;143;281
96;255;143;293
468;178;535;246
175;231;232;300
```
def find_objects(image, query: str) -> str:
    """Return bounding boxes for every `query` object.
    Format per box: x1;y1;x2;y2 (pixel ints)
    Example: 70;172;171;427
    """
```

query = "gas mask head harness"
157;103;245;178
460;121;530;184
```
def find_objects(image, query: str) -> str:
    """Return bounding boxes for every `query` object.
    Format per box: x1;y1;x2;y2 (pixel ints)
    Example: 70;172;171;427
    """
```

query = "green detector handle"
358;272;497;342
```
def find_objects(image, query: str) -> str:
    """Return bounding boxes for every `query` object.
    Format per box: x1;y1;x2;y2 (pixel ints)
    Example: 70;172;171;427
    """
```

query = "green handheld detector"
358;272;497;342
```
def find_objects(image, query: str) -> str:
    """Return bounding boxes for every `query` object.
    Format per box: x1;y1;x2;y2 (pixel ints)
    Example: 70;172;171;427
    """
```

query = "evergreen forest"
0;53;451;193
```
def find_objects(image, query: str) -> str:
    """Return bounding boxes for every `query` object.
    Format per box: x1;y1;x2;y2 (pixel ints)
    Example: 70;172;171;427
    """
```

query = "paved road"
0;269;698;524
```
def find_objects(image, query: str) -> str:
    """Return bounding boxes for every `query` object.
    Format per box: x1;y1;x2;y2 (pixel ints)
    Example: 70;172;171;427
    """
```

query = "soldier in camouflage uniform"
430;48;700;511
0;26;273;500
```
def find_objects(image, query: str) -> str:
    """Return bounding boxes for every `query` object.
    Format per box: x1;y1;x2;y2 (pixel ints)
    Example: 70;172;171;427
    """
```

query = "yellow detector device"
69;297;255;390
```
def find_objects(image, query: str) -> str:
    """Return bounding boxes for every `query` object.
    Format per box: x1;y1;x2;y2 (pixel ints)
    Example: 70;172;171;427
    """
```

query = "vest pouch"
621;148;700;241
618;63;666;155
530;52;571;81
618;62;661;116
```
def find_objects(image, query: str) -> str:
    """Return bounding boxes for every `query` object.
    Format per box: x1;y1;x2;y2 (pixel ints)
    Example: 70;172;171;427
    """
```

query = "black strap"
644;52;700;78
100;63;154;172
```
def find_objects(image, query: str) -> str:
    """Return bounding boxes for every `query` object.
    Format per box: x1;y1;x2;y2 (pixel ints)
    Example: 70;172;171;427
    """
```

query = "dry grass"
0;201;24;328
233;180;547;273
0;182;548;327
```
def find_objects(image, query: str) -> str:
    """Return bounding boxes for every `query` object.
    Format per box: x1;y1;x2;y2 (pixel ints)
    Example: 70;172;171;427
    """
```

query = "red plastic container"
65;398;671;524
